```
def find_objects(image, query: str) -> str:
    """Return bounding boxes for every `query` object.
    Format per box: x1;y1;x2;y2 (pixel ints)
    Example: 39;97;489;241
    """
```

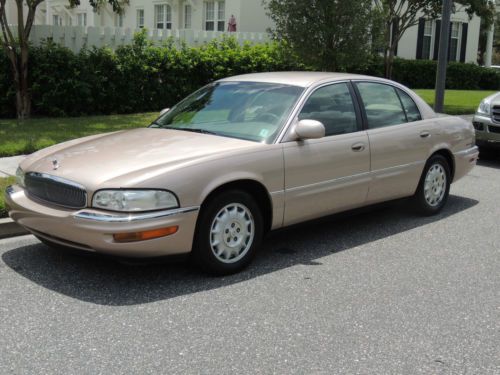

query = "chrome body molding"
454;146;479;157
73;206;200;223
26;172;87;190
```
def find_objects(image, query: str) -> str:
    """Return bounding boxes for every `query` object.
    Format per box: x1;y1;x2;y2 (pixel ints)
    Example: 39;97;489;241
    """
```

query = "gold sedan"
5;72;479;274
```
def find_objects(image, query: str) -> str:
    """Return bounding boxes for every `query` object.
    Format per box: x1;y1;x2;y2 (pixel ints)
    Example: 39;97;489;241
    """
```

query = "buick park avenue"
5;72;479;274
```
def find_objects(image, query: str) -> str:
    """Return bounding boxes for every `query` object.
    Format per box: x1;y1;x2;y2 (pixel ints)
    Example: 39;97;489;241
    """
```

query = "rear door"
353;81;432;204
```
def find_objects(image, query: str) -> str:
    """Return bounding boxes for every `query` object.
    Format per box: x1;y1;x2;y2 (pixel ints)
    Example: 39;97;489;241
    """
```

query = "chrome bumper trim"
73;206;200;223
454;146;479;157
6;185;15;196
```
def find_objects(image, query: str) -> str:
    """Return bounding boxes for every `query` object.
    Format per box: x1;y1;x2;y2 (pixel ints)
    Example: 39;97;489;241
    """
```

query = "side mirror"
160;108;170;116
295;119;325;140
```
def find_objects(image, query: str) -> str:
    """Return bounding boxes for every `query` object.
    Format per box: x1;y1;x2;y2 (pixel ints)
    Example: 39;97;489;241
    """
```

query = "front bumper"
472;114;500;147
5;185;199;258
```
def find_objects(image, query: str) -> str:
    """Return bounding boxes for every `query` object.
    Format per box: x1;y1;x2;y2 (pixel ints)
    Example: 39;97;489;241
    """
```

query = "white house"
395;9;481;63
4;0;484;64
5;0;273;33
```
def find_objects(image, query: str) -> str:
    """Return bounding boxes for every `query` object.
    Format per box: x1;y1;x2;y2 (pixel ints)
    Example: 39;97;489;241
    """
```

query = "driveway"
0;155;498;374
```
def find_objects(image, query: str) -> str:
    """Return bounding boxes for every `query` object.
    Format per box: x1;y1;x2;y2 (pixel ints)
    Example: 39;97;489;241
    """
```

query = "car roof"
218;71;378;88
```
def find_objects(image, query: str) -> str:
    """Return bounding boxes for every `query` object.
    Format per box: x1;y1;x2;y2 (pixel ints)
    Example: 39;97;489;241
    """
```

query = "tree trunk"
386;46;395;79
17;44;31;120
383;21;392;79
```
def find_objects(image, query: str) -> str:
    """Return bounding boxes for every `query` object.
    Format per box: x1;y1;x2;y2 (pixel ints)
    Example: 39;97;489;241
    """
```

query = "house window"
205;1;225;31
137;9;144;28
184;4;192;29
421;20;432;60
217;1;225;31
77;13;87;26
449;22;460;61
53;14;62;26
115;13;124;27
204;2;215;30
155;4;172;30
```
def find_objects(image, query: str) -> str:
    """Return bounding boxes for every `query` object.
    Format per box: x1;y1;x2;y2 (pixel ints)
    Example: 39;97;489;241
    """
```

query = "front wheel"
412;154;451;216
192;190;263;275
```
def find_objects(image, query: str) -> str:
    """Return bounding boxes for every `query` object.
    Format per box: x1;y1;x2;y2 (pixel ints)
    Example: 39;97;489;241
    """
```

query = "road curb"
0;217;29;239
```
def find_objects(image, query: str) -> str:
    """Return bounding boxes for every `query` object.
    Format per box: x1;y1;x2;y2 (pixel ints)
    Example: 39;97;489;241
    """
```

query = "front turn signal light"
113;226;178;243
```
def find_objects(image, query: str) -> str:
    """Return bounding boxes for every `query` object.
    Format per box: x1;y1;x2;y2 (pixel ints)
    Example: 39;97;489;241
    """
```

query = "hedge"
1;31;500;118
0;32;304;118
352;58;500;91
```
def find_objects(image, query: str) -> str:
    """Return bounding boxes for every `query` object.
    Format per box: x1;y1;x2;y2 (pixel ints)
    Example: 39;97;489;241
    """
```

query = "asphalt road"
1;155;499;375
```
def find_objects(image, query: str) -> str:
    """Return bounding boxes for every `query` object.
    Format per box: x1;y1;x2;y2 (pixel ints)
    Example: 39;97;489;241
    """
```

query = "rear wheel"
192;190;263;275
413;154;451;216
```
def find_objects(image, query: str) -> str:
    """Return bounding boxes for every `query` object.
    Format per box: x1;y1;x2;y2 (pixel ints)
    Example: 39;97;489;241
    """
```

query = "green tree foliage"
0;0;126;119
264;0;377;71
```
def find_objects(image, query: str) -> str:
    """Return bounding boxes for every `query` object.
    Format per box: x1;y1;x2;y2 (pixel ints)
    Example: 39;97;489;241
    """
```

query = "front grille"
492;106;500;122
489;125;500;134
25;173;87;209
473;122;484;131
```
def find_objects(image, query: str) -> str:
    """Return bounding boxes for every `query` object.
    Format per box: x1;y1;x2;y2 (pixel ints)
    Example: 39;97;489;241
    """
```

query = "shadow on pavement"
478;148;500;169
2;195;478;306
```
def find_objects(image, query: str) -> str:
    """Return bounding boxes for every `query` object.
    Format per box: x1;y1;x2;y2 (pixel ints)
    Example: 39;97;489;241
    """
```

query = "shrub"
0;33;304;118
0;34;499;118
353;57;500;90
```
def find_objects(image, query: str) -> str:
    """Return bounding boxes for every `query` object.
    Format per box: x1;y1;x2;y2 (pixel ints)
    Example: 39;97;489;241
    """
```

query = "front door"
283;82;371;225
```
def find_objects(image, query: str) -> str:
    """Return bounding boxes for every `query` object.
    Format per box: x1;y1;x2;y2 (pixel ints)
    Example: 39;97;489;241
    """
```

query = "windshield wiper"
173;128;218;135
152;125;219;136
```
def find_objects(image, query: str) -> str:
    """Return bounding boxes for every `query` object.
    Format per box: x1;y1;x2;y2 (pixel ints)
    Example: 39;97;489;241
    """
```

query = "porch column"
485;23;494;67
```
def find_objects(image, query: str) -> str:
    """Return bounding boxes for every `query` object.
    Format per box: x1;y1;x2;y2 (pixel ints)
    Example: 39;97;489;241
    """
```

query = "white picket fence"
26;25;269;52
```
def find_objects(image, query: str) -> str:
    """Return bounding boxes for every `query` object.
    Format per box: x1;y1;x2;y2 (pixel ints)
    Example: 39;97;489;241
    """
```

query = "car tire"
413;154;451;216
192;190;263;275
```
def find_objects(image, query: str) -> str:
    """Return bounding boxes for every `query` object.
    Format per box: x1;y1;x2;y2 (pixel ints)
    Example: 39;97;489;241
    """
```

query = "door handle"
351;143;365;152
420;131;431;138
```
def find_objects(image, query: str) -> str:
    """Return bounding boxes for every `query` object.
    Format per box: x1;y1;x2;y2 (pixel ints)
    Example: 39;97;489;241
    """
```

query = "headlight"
477;100;491;115
15;167;25;187
92;190;179;212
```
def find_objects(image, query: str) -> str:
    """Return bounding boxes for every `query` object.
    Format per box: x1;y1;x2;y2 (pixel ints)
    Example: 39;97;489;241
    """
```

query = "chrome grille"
25;173;87;209
492;105;500;122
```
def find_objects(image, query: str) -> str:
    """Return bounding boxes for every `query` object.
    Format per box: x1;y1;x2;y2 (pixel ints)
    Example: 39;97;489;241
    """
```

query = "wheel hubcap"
424;163;447;207
210;203;254;264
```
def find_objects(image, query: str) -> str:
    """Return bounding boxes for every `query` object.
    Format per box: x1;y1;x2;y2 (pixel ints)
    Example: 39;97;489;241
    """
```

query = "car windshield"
151;82;304;143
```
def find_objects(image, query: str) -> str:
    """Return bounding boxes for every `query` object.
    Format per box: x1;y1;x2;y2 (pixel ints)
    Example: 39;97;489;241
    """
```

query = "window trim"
351;80;423;130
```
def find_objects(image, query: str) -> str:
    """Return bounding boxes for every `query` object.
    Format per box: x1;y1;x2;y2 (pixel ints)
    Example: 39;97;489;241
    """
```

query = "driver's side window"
299;83;359;137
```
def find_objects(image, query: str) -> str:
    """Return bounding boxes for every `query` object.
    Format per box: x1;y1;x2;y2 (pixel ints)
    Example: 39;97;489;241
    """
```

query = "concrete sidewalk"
0;155;25;178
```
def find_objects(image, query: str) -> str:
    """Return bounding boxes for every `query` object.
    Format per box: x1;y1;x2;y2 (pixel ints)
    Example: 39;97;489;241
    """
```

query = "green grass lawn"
414;89;495;115
0;176;15;218
0;112;158;157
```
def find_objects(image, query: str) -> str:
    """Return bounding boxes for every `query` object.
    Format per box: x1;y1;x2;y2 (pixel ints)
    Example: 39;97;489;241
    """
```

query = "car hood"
21;128;260;189
483;92;500;105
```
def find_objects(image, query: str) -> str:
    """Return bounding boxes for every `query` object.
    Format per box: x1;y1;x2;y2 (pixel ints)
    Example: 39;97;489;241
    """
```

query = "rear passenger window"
356;82;407;129
298;83;358;136
397;88;422;122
